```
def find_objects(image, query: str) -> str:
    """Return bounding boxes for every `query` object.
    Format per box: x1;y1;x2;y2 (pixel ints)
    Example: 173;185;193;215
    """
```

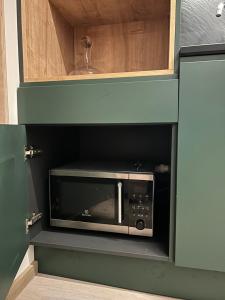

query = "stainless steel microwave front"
50;168;154;181
49;168;154;237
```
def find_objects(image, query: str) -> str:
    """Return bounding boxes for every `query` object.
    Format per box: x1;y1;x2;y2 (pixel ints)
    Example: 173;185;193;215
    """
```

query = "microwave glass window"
51;177;118;224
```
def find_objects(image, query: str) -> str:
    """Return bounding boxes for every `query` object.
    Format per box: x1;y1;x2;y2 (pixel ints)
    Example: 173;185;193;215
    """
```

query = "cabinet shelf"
20;0;176;83
26;124;176;262
31;230;169;260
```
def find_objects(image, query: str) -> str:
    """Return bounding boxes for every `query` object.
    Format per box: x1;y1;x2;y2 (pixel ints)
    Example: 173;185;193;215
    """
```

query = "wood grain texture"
21;0;175;82
74;19;170;74
16;274;180;300
22;0;74;81
50;0;171;26
168;0;176;70
6;262;38;300
23;70;174;83
181;0;225;47
0;0;8;123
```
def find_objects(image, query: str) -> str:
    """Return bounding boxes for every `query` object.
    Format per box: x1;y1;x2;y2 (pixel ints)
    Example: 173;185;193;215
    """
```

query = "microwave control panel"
128;181;154;234
129;193;153;229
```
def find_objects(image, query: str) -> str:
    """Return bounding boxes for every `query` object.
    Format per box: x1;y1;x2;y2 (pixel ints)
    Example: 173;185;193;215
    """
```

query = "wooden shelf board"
49;0;171;26
24;69;174;83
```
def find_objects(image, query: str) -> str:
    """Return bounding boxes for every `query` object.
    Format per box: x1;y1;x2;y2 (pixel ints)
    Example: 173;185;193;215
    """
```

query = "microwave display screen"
51;177;118;224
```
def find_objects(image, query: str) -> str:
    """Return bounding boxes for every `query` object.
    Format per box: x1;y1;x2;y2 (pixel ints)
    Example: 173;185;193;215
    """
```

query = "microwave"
49;162;155;237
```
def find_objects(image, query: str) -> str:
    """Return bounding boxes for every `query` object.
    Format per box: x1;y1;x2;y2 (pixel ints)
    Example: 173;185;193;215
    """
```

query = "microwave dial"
136;219;145;231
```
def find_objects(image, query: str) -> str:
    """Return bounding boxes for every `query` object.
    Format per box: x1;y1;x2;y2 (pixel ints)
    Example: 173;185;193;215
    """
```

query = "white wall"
16;246;34;278
4;0;19;124
3;0;34;277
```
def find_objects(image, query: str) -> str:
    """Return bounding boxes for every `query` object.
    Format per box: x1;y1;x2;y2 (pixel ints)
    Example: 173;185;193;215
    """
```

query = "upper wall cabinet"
181;0;225;47
20;0;177;83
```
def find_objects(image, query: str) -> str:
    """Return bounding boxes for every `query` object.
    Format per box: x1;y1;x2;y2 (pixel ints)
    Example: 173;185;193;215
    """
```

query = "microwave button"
137;206;144;210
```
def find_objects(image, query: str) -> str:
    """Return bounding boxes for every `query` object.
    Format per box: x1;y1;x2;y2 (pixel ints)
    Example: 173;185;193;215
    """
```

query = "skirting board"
6;261;38;300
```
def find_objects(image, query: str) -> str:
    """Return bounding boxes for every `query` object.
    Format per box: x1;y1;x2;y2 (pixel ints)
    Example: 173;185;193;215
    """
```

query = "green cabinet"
176;55;225;272
3;55;225;299
17;79;178;124
0;126;28;300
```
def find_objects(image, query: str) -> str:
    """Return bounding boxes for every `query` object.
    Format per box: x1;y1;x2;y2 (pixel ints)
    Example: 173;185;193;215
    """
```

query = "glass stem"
84;47;91;72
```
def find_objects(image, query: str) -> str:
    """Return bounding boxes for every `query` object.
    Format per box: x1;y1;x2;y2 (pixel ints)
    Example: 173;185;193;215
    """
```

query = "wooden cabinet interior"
21;0;176;82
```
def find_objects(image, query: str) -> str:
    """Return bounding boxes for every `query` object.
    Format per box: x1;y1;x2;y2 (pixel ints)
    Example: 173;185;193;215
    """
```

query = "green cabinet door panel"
0;126;28;300
176;56;225;272
35;247;225;300
17;79;178;124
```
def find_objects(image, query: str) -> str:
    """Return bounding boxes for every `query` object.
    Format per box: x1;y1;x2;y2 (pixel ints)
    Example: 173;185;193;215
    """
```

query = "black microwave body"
49;163;155;237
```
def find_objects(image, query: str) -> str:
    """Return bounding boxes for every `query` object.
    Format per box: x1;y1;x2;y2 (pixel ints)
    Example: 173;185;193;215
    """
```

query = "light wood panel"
74;19;170;74
16;274;181;300
24;69;174;83
0;0;8;123
6;262;38;300
50;0;171;26
22;0;74;81
21;0;176;82
169;0;176;71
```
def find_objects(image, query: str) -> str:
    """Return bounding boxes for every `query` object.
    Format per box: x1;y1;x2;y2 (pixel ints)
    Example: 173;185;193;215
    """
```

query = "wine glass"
70;36;99;75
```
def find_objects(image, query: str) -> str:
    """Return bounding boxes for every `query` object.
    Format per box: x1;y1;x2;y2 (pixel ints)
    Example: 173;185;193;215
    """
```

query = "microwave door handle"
117;182;122;224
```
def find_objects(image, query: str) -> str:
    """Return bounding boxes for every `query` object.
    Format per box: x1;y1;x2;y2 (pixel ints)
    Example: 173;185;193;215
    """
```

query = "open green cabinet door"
0;125;28;300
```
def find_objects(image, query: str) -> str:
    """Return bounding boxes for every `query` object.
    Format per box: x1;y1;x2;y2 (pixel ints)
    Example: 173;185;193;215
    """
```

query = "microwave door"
50;176;129;234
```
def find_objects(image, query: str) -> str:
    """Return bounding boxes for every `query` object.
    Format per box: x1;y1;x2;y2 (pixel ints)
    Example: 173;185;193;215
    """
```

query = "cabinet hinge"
24;145;42;159
26;212;43;234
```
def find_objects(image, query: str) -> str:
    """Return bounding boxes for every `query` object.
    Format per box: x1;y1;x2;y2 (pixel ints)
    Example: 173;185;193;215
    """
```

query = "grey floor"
16;274;181;300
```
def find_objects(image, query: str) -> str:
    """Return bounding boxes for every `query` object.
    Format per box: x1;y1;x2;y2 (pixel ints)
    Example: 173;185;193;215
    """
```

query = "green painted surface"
0;126;28;300
35;246;225;300
17;79;178;124
176;57;225;272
